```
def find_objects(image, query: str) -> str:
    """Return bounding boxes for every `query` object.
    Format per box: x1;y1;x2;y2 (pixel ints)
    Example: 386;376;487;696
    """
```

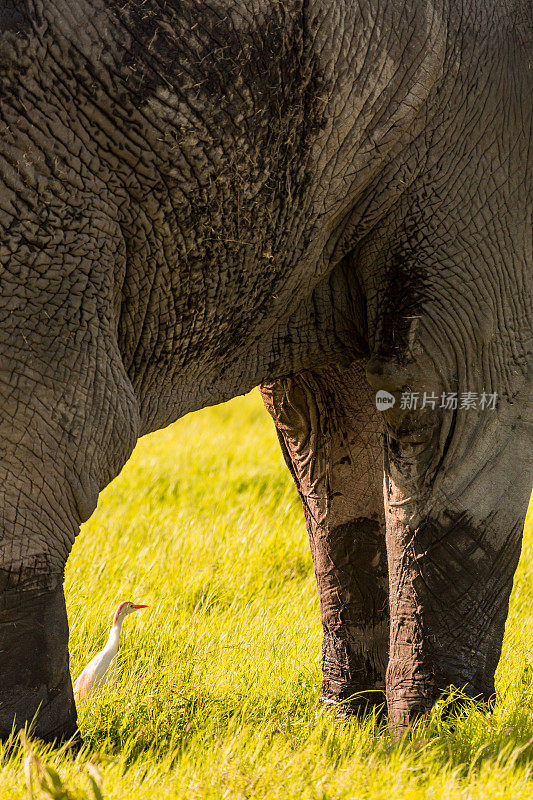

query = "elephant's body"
0;1;531;740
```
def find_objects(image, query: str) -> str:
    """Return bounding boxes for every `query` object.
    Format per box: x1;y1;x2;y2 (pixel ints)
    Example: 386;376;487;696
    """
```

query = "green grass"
2;391;532;798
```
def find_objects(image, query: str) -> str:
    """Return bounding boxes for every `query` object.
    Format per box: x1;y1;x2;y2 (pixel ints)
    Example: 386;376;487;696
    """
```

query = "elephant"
0;0;531;743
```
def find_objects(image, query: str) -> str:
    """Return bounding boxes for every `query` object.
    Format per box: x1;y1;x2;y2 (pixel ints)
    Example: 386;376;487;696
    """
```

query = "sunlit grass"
2;391;532;798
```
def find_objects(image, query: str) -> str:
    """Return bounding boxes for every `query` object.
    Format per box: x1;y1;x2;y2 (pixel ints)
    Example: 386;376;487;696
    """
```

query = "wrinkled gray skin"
0;0;531;742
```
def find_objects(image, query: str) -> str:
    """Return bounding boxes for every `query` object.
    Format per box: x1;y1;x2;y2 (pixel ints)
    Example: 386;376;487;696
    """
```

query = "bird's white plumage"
73;601;147;701
73;637;119;699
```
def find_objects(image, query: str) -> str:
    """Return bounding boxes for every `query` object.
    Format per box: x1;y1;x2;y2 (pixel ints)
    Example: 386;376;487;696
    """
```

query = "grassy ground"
2;391;532;799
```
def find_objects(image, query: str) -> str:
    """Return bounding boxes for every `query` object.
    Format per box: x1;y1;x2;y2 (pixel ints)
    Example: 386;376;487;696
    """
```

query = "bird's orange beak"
132;603;148;609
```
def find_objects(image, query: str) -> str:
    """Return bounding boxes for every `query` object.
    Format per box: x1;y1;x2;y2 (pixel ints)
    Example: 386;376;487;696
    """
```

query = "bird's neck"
104;618;123;655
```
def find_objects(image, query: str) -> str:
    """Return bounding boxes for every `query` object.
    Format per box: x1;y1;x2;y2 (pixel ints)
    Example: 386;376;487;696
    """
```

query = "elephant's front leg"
0;268;140;741
261;362;388;714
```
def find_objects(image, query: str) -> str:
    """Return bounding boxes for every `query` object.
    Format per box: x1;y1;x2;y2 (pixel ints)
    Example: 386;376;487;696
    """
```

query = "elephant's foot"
386;664;497;738
0;577;78;744
0;680;79;746
387;687;497;739
385;513;520;739
320;628;387;720
321;680;386;720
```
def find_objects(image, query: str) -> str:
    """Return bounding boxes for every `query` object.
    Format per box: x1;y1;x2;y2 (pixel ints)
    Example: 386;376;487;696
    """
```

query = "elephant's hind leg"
260;361;387;715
